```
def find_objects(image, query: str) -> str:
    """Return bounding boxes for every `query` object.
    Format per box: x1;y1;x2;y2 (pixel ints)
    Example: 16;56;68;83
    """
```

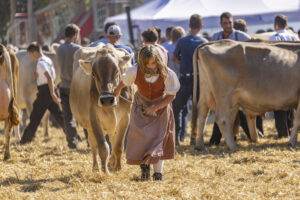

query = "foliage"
0;1;11;43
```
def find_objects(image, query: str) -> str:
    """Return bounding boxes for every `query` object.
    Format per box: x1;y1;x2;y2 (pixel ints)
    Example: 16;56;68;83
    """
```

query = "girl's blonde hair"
138;45;168;80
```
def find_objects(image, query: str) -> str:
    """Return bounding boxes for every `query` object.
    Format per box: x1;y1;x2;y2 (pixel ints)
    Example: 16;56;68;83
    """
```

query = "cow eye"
92;71;97;80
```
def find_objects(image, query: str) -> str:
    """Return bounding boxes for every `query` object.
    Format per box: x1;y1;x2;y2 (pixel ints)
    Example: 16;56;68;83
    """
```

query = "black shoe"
175;139;180;146
153;172;163;181
190;137;196;145
140;164;150;181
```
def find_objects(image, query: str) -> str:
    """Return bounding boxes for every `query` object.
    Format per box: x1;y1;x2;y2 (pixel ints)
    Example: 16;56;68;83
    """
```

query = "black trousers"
209;110;263;145
59;87;80;146
172;76;193;142
274;110;294;138
21;85;65;142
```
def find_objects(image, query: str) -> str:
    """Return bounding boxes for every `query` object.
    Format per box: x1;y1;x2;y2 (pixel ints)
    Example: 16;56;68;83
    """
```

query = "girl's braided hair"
138;45;168;80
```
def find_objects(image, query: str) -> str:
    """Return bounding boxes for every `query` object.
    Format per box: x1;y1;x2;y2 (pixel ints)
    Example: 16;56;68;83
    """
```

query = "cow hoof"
3;153;10;161
92;166;99;172
288;141;296;149
190;138;196;146
194;145;205;151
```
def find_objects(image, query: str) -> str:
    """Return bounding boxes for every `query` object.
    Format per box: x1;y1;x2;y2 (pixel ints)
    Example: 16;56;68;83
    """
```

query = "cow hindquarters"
0;80;11;120
289;99;300;148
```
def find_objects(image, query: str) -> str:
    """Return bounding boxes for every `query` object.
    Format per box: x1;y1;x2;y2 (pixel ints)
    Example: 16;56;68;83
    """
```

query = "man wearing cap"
107;25;135;64
89;21;117;47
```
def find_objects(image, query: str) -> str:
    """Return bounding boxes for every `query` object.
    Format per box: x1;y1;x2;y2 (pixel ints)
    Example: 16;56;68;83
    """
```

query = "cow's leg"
3;119;12;160
233;113;240;138
245;114;258;142
110;112;130;171
41;111;50;137
87;128;99;172
12;125;21;141
191;101;198;145
90;110;110;174
215;107;238;151
195;103;209;150
288;101;300;148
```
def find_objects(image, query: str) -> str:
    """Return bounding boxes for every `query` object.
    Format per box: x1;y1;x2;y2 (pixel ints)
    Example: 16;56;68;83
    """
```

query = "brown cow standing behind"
193;39;300;150
70;44;134;173
0;44;20;160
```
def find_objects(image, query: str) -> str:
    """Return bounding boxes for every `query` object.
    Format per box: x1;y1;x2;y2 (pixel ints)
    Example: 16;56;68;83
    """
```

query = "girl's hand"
51;93;61;104
114;89;120;98
144;105;157;116
33;72;38;80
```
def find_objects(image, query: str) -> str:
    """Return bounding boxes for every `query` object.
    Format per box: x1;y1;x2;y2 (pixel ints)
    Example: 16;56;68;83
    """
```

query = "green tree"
0;1;11;43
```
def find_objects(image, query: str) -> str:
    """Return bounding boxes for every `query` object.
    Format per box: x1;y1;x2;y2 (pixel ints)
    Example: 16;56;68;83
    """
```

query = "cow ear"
79;59;93;75
119;53;133;66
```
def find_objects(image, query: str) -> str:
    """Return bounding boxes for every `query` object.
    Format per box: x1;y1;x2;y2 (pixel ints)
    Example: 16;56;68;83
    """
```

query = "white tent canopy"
106;0;300;42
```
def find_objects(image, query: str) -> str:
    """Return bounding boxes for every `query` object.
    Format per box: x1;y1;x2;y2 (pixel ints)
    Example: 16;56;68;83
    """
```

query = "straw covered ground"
0;119;300;200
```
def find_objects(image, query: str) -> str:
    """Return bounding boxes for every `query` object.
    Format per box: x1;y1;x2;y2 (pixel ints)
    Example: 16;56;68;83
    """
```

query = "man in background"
56;24;82;149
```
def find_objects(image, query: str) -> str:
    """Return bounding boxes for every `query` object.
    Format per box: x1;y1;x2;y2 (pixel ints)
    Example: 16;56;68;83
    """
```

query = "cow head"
79;45;132;107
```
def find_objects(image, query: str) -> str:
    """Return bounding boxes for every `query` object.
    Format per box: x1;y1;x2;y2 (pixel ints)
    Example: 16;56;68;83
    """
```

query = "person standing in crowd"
106;25;135;64
211;12;250;41
20;42;65;144
172;14;208;145
89;21;117;47
114;45;180;181
161;26;174;55
56;24;82;149
209;12;265;145
234;19;248;32
81;37;91;47
154;26;163;43
168;26;190;142
142;28;168;65
269;14;298;138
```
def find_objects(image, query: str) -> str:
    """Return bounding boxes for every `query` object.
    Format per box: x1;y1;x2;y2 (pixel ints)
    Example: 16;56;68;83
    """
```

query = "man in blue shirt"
107;25;135;64
211;12;251;41
161;26;174;53
173;14;208;145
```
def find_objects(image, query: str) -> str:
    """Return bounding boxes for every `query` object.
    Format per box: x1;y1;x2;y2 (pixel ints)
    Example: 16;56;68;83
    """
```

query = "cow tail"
8;99;20;126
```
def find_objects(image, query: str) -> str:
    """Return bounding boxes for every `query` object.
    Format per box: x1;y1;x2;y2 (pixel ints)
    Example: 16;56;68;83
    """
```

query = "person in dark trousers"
56;24;82;149
172;14;208;145
269;14;298;138
20;42;65;144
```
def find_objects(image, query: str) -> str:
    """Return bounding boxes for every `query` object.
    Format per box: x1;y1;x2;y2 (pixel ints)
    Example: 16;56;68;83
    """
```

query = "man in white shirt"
269;14;298;138
269;15;299;41
20;42;66;145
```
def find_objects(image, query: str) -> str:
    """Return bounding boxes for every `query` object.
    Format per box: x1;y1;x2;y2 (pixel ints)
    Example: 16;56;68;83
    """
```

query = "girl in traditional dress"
114;45;180;181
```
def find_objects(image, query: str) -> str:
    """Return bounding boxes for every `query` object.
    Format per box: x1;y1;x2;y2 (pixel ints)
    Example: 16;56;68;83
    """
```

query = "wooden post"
27;0;36;42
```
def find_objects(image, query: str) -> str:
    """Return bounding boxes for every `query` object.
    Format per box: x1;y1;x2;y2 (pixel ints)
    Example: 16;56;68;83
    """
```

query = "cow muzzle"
98;94;117;107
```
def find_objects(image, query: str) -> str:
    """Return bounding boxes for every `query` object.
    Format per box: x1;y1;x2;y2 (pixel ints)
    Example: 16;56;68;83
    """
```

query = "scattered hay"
0;120;299;199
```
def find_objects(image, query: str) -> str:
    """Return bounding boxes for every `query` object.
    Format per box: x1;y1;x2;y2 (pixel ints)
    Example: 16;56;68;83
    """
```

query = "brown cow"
70;44;134;173
0;44;20;160
192;39;300;150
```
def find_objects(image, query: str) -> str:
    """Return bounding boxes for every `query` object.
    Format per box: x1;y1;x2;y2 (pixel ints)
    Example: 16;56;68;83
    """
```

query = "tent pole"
125;6;135;48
